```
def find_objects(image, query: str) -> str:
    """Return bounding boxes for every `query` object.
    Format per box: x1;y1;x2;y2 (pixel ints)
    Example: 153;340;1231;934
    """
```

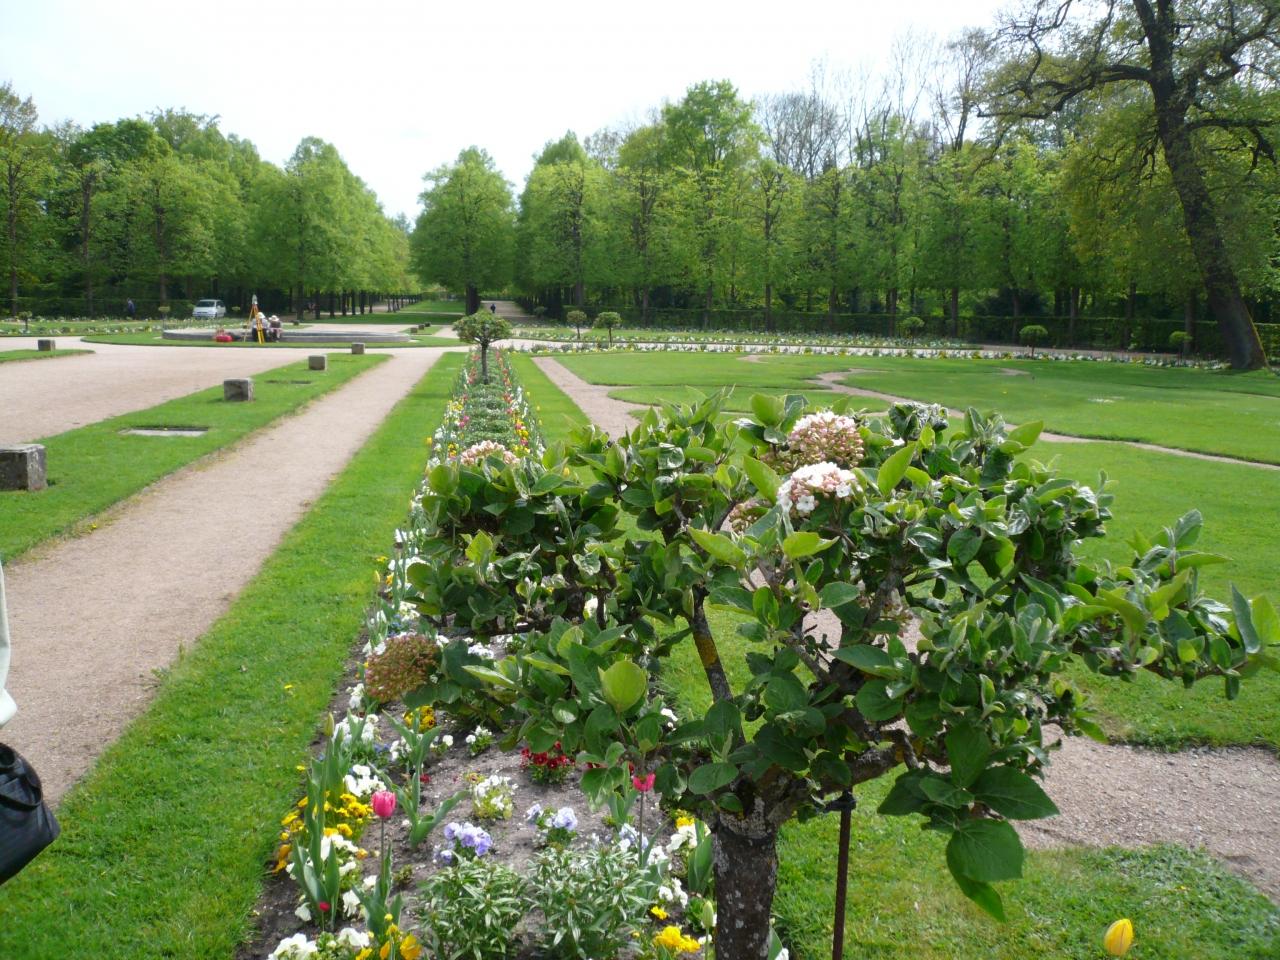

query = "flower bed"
249;348;753;960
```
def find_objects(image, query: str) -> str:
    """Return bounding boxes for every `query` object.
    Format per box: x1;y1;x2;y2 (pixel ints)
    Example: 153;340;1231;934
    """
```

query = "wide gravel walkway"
2;347;448;804
534;356;1280;901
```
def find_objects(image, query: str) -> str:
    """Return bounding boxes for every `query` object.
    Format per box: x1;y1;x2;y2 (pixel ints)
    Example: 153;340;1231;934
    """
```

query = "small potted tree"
566;309;587;341
454;311;512;382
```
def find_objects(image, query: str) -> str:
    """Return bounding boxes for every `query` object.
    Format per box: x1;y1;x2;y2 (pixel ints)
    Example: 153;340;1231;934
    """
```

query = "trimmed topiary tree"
454;311;511;382
566;309;587;341
899;315;925;339
594;311;622;345
1170;330;1191;357
1019;323;1049;357
407;394;1273;959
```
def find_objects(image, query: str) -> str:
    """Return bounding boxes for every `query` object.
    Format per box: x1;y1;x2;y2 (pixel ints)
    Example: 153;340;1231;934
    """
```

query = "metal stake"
826;790;857;960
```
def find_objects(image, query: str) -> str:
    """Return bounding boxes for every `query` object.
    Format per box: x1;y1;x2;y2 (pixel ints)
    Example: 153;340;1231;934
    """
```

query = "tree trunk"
712;813;779;960
949;286;960;338
574;280;585;309
703;282;713;329
1136;3;1267;369
7;173;16;317
764;283;774;333
480;343;489;382
1184;291;1197;356
641;286;650;325
1124;279;1136;348
1069;286;1079;346
827;286;838;322
465;285;480;315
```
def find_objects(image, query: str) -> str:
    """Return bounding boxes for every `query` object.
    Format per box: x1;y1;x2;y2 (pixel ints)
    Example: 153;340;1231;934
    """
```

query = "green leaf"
948;528;983;567
743;456;781;500
820;582;861;609
1006;420;1043;448
464;530;493;565
782;531;834;559
920;776;974;809
971;766;1059;820
950;873;1006;922
855;681;903;722
946;819;1024;883
598;660;648;714
946;724;992;788
764;672;808;714
832;644;897;678
1252;595;1280;645
689;762;738;795
704;700;742;745
750;393;785;426
1232;585;1263;655
877;442;916;495
690;528;748;566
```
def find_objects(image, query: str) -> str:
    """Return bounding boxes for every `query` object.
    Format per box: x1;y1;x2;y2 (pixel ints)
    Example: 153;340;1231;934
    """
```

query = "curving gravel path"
535;356;1280;901
2;347;448;804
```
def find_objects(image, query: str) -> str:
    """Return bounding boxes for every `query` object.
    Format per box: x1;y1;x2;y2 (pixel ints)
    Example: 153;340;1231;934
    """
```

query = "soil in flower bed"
236;644;630;959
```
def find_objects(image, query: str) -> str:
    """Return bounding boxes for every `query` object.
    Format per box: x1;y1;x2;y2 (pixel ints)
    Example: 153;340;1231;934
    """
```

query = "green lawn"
0;353;461;960
79;332;459;348
0;348;92;363
520;359;1279;959
0;354;386;561
398;299;465;318
558;352;1280;464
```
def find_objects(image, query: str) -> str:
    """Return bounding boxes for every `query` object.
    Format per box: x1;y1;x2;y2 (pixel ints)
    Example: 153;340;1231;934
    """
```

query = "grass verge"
0;351;462;959
522;354;1280;960
0;348;92;364
78;333;455;348
1;353;386;561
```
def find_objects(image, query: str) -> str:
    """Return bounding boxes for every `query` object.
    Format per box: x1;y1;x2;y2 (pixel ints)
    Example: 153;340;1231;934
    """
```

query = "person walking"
488;302;497;315
125;298;136;320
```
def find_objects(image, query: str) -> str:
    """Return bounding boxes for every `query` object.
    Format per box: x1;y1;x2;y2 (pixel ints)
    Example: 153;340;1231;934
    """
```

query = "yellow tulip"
1104;918;1134;956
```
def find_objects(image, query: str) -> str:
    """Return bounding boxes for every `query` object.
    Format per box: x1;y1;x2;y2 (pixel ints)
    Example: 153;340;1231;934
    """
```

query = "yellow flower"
355;951;372;960
1104;919;1134;956
650;905;668;920
399;934;423;960
653;926;700;954
675;816;696;830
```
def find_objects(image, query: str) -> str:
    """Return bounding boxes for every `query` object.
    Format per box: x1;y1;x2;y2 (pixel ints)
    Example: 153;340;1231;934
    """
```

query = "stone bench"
37;339;55;352
309;355;328;371
351;343;365;355
223;378;254;402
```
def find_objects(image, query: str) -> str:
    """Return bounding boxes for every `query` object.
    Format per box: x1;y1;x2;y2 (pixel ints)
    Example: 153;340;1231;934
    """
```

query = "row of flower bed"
254;348;764;960
510;337;1226;368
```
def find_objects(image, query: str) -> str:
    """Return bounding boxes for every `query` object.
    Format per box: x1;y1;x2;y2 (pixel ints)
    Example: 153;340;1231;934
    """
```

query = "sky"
2;0;1008;221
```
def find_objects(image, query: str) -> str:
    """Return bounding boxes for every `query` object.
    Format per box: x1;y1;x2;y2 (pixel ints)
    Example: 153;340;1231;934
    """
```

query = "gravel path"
1;347;447;804
0;339;328;445
536;356;1280;901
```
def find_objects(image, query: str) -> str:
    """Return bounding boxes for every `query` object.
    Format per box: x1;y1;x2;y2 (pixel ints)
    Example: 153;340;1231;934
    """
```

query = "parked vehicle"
193;299;226;319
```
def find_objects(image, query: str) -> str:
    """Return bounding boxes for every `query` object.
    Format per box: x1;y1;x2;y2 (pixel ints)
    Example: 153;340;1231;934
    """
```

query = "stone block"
37;339;55;352
0;444;47;492
308;355;328;371
351;342;366;355
223;378;254;402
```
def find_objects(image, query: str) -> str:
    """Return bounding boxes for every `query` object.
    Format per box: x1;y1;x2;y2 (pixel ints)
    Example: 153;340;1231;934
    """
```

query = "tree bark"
949;286;960;338
1068;285;1079;347
712;812;779;960
465;284;480;315
1184;291;1197;356
764;283;774;333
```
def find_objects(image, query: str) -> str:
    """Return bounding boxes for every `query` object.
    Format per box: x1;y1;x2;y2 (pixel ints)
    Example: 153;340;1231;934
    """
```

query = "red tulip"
371;789;397;819
632;772;656;792
318;901;331;913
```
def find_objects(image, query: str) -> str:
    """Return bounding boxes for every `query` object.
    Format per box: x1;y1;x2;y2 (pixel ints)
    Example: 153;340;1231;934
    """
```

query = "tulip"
371;790;397;820
632;772;656;792
1104;918;1134;957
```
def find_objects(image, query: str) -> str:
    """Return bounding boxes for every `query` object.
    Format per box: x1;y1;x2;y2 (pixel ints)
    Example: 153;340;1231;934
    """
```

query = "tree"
0;83;50;316
453;311;510;382
593;310;621;344
988;0;1279;369
408;394;1271;958
412;148;514;315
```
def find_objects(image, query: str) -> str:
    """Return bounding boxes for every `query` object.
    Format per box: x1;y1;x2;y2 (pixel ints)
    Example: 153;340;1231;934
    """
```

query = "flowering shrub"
464;725;494;756
468;774;516;820
268;927;371;959
408;388;1273;958
419;859;526;960
774;410;864;469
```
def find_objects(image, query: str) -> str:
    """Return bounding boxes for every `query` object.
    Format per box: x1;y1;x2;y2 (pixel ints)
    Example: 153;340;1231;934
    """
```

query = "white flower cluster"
269;927;370;959
458;440;520;467
342;762;385;798
786;411;863;467
777;461;862;516
470;774;516;820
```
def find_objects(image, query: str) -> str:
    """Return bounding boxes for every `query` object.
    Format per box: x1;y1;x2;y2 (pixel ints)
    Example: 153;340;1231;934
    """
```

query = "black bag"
0;743;60;885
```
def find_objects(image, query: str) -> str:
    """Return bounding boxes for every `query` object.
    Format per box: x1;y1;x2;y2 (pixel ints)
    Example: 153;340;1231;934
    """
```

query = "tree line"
412;0;1278;368
0;88;414;320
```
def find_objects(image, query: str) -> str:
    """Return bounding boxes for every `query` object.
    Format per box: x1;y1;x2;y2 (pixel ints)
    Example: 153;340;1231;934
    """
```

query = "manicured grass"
508;353;591;436
560;352;1280;463
0;352;462;960
79;332;450;348
398;299;466;318
0;354;386;561
0;348;92;363
521;362;1280;959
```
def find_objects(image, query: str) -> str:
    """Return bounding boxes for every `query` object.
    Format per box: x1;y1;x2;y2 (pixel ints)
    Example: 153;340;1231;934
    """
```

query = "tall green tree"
412;147;514;314
989;0;1279;368
0;83;50;316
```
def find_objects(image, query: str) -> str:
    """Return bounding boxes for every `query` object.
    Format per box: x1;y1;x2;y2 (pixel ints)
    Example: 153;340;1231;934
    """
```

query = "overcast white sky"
3;0;1007;220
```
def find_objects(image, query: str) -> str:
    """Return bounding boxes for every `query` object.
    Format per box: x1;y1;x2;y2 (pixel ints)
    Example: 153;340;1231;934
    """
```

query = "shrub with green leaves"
899;315;924;338
407;393;1275;959
1019;323;1049;355
453;312;511;381
566;309;587;339
529;845;657;959
419;859;526;960
593;310;622;345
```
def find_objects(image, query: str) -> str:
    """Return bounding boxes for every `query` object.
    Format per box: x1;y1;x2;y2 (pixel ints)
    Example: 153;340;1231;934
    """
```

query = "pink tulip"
371;789;397;819
632;772;656;793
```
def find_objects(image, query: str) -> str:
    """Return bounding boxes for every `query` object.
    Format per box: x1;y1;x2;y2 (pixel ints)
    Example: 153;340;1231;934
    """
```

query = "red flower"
632;772;656;793
420;772;431;784
318;901;331;913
